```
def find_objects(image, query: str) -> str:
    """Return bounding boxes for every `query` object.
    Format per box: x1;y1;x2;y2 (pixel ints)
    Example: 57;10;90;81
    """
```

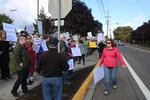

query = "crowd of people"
0;30;88;99
0;29;127;99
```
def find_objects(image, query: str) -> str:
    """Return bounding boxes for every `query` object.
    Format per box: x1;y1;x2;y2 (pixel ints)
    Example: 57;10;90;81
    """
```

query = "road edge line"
122;55;150;100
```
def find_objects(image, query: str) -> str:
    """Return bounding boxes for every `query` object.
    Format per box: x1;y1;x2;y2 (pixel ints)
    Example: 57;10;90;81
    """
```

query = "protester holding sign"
99;39;126;96
78;40;87;65
67;40;76;78
25;35;36;84
0;30;11;80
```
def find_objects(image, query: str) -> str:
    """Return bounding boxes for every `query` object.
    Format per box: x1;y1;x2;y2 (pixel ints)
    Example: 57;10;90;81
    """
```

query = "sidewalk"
84;64;146;100
0;50;99;100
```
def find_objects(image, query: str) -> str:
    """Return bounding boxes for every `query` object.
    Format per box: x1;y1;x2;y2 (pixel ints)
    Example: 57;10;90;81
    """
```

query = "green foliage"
64;0;102;36
113;26;133;42
0;13;13;29
35;0;103;36
131;20;150;44
35;8;56;34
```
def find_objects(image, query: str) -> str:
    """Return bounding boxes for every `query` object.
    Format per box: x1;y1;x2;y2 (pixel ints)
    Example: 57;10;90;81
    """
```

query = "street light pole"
37;0;39;20
57;0;61;53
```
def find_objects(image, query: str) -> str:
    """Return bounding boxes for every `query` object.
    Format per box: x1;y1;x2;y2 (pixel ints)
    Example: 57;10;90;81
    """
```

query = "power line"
99;0;106;16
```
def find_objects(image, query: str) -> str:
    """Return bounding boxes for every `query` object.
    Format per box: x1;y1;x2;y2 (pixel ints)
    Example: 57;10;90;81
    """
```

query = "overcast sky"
0;0;49;31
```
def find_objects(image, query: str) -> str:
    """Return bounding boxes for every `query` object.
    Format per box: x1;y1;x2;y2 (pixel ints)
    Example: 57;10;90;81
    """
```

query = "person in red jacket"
99;39;126;96
25;35;36;84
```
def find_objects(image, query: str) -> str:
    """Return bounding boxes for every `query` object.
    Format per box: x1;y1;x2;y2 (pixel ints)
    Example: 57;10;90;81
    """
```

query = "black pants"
11;70;28;93
0;62;10;79
78;54;85;64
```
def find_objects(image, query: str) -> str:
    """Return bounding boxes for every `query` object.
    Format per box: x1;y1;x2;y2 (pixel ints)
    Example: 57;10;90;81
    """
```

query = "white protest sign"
2;23;17;42
72;35;78;41
87;32;92;37
71;47;81;57
33;38;41;53
41;40;48;51
25;24;34;34
97;33;105;43
93;66;104;84
38;21;43;34
68;59;74;70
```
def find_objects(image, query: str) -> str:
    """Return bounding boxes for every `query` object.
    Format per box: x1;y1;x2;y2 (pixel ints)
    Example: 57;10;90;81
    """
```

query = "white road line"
126;45;150;54
122;55;150;100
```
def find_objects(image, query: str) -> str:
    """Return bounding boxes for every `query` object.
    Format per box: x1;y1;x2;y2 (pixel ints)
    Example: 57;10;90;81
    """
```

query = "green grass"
9;52;17;74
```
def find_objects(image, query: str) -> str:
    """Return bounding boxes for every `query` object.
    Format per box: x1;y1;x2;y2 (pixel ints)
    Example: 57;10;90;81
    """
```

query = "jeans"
42;77;62;100
104;67;118;91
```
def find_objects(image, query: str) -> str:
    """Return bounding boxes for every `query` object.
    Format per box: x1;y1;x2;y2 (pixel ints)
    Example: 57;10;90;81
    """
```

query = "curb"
72;63;99;100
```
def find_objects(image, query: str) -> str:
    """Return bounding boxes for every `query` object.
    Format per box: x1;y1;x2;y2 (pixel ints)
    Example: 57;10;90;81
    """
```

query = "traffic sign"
48;0;72;18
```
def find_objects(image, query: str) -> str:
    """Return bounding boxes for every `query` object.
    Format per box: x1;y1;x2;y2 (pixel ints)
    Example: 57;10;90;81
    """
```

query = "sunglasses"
106;42;111;44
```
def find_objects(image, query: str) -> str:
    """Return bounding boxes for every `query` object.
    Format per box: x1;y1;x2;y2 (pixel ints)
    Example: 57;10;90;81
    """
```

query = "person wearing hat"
37;37;69;100
11;33;31;97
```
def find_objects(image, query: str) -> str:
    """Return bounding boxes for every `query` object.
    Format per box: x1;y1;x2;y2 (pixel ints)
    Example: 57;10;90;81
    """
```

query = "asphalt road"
118;44;150;91
92;44;150;100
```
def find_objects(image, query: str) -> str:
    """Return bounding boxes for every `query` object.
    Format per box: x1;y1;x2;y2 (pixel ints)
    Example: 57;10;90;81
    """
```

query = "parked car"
118;41;124;46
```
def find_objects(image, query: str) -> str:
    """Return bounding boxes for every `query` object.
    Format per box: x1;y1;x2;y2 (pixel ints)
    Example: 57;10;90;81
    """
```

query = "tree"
0;13;13;29
34;8;56;34
131;20;150;44
64;0;102;37
113;26;133;42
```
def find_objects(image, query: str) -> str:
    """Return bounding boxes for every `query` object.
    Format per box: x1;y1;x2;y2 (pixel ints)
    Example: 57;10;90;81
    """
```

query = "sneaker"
104;91;109;96
11;91;20;97
113;85;117;89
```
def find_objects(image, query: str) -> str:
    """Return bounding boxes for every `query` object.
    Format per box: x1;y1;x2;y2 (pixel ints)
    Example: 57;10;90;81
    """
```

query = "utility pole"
105;11;111;38
58;0;61;40
57;0;61;53
37;0;39;20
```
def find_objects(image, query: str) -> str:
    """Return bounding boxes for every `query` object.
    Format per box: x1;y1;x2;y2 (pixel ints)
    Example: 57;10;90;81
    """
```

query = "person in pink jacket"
99;39;126;95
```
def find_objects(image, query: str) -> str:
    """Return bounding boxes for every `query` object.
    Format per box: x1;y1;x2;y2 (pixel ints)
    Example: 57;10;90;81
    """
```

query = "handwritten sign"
71;47;81;57
2;23;17;42
68;59;74;70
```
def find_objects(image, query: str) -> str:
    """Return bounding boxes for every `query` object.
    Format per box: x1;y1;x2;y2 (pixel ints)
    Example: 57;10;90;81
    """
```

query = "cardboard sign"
41;40;48;51
2;23;17;42
25;24;34;34
97;33;105;43
87;32;92;37
71;47;81;57
38;21;43;34
68;59;75;70
33;38;41;53
93;66;104;84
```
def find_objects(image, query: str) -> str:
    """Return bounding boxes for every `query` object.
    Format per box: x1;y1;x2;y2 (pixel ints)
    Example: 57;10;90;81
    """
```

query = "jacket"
78;43;87;55
37;48;69;77
58;41;68;54
99;47;126;68
14;43;31;71
0;41;11;62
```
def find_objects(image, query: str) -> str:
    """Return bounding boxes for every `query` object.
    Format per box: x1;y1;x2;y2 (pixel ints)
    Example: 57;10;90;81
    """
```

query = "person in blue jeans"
37;37;69;100
99;39;126;95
